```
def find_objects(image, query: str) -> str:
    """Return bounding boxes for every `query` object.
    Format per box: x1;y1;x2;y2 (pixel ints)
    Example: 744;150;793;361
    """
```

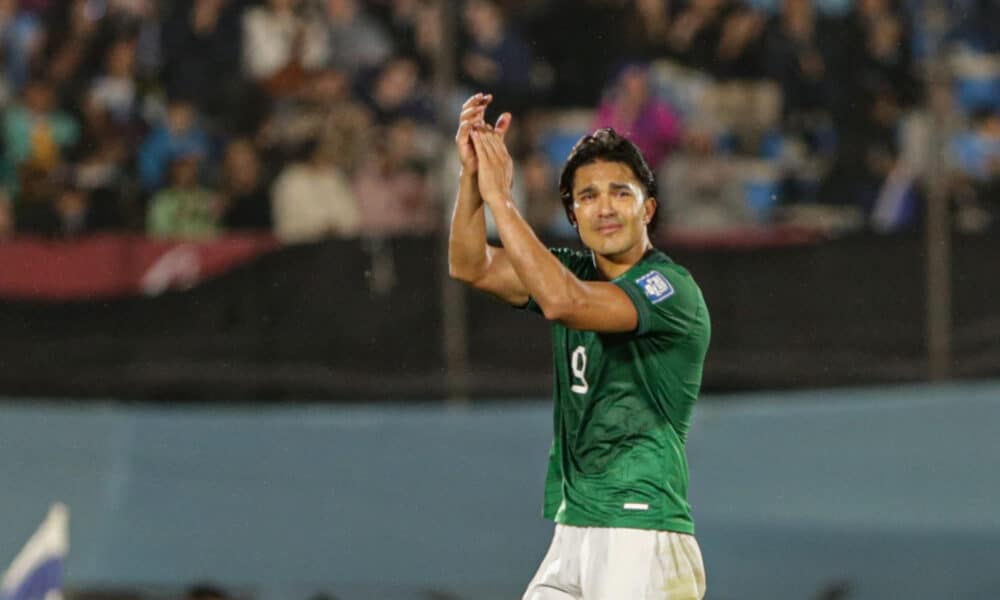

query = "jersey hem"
552;514;695;536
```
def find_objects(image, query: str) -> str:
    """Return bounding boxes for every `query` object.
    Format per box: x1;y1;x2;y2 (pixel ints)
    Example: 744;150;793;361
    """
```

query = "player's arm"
471;128;639;333
447;93;529;306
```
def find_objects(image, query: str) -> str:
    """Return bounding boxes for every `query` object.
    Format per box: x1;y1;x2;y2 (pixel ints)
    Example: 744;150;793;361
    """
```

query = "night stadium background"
1;1;998;599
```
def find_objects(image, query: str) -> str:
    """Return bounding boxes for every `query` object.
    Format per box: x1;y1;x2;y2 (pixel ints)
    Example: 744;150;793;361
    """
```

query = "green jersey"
527;247;710;534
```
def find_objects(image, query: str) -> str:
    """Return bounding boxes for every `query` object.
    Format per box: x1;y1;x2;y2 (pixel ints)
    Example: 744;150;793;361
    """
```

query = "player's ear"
495;112;512;140
643;197;657;226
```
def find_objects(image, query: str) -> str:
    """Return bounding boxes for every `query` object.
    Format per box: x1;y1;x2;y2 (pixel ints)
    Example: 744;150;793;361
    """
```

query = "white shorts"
522;524;706;600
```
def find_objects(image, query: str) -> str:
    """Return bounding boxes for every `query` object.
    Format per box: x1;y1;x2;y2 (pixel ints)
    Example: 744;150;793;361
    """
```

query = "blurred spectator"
260;67;366;163
842;0;918;108
812;0;917;220
663;0;767;79
271;138;361;243
242;0;328;94
70;87;136;189
12;161;61;234
91;0;161;69
12;162;96;236
949;109;1000;229
949;48;1000;115
52;185;90;235
324;0;393;77
370;0;441;75
951;110;1000;182
1;78;80;189
949;0;1000;54
715;2;767;79
620;0;677;61
41;0;106;106
0;0;984;240
146;153;220;239
0;0;45;91
353;119;436;236
821;85;903;216
520;148;571;235
162;0;264;131
594;63;683;169
64;90;134;230
220;137;272;231
137;98;211;191
89;36;143;127
316;99;372;176
114;0;161;75
760;0;839;196
459;0;534;109
531;0;621;106
361;55;434;124
668;0;729;73
410;1;444;74
763;0;835;118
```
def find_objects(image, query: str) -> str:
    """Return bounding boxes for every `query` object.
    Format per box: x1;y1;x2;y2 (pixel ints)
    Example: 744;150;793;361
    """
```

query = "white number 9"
570;346;588;394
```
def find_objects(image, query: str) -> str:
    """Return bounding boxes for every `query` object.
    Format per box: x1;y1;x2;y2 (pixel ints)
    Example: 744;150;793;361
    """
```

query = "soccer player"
449;93;710;600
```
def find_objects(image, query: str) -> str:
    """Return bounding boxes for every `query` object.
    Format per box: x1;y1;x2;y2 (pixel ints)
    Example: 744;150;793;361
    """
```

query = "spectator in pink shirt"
353;119;437;236
594;62;682;169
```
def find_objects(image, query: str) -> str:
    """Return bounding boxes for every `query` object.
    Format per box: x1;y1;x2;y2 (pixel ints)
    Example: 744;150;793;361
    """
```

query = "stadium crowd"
0;0;997;241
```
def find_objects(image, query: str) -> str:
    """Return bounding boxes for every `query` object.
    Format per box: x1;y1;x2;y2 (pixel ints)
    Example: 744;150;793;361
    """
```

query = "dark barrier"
0;234;996;399
953;235;1000;379
0;237;444;399
467;235;935;393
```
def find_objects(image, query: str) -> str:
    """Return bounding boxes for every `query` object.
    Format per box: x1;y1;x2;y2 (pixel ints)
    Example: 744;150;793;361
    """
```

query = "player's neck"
592;237;654;280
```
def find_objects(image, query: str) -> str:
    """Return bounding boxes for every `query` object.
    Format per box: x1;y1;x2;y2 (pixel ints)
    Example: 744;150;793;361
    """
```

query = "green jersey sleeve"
613;264;702;337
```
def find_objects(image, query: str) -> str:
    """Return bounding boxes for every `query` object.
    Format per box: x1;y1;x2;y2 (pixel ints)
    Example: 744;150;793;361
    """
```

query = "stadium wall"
0;382;997;599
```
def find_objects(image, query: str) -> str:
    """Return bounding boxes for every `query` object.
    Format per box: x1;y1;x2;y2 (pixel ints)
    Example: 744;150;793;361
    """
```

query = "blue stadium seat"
955;76;1000;112
744;178;780;223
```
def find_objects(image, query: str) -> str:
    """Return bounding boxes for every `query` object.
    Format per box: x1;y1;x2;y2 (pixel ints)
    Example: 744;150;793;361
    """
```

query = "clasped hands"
456;92;515;208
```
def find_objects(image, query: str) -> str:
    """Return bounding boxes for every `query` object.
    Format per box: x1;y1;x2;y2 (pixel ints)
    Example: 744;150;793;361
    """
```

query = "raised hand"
471;121;515;207
456;92;511;176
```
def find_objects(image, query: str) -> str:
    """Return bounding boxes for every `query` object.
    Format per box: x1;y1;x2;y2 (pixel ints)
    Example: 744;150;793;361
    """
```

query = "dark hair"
557;128;659;230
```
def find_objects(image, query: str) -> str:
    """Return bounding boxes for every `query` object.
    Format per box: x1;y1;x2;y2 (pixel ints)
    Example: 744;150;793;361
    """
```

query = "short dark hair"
558;128;659;230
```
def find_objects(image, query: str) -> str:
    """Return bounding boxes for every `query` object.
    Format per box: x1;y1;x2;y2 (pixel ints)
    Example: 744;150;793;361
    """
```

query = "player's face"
571;160;655;258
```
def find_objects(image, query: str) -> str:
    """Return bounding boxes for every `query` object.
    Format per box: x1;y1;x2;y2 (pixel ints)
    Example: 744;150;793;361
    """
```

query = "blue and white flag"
1;504;69;600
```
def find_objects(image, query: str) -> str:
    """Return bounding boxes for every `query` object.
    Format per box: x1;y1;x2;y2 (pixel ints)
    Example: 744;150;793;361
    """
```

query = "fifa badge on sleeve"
636;271;674;304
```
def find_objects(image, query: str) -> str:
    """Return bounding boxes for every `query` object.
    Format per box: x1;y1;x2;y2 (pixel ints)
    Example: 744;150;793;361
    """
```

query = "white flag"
1;504;70;600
